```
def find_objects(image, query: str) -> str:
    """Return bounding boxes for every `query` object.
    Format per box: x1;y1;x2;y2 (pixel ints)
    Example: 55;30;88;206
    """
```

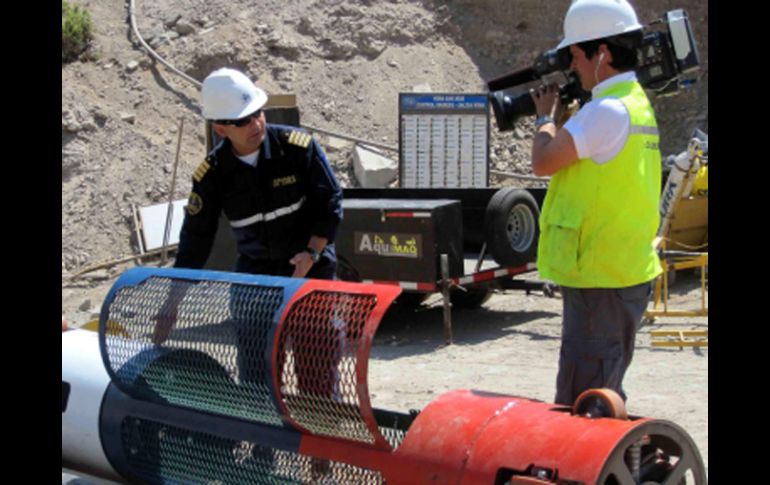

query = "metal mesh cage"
103;276;286;426
121;416;384;485
278;291;379;444
379;426;407;451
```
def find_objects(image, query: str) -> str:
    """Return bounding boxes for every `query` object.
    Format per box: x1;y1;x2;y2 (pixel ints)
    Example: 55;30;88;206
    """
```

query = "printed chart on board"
398;93;489;188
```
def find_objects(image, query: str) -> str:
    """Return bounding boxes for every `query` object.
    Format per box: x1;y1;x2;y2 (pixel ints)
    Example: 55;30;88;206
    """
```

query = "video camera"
488;9;701;131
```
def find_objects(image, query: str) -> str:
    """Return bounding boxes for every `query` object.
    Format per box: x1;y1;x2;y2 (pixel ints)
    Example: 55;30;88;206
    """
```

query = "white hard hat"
557;0;643;50
201;68;268;120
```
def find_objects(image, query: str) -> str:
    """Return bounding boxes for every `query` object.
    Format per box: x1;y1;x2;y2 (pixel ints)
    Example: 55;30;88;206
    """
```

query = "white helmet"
557;0;643;50
201;68;268;120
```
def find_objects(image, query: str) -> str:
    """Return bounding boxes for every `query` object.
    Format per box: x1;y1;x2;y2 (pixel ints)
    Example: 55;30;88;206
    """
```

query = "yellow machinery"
646;130;708;348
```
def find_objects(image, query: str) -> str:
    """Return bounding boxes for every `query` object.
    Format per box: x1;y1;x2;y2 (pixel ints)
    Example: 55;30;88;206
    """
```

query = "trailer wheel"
484;188;540;266
451;286;493;308
394;291;429;309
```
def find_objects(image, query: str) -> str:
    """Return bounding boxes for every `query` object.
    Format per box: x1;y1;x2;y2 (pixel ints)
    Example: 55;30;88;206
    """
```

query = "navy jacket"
175;124;343;274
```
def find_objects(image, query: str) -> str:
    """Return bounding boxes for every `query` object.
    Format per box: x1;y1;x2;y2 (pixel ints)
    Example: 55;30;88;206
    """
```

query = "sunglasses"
215;109;263;127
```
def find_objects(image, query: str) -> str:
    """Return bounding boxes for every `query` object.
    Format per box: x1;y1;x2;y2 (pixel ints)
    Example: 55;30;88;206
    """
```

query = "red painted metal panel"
460;392;647;484
272;279;400;450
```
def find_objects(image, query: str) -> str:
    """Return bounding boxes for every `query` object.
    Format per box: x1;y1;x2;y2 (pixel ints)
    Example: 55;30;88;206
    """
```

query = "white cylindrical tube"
658;150;699;237
62;329;120;479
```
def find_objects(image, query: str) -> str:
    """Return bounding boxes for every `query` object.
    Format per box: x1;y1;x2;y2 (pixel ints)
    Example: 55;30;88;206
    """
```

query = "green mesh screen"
121;416;384;485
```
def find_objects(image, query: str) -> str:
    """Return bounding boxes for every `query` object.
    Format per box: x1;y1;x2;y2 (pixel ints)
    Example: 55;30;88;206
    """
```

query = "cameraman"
529;0;662;406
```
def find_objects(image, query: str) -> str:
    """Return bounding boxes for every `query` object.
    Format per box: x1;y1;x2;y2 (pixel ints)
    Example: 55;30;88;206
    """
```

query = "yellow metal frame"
646;246;708;319
650;329;708;348
645;239;708;348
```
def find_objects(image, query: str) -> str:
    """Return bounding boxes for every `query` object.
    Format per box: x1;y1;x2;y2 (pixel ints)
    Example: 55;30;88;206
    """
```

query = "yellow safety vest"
537;80;663;288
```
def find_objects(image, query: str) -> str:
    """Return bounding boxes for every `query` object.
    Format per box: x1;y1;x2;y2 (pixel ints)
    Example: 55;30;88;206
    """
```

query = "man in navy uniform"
176;67;343;278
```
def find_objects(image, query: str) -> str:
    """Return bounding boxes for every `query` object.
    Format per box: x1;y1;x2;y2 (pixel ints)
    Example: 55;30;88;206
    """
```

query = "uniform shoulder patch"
193;159;211;183
186;192;203;215
286;130;313;149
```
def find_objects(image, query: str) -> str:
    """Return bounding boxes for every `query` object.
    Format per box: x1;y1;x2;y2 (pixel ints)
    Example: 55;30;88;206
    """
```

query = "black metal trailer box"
342;188;547;252
337;199;464;282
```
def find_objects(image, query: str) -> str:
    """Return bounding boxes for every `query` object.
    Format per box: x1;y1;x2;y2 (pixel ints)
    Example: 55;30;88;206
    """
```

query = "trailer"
334;187;549;342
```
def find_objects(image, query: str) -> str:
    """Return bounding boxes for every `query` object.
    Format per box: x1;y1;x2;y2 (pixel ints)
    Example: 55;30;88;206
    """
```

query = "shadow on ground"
371;301;559;360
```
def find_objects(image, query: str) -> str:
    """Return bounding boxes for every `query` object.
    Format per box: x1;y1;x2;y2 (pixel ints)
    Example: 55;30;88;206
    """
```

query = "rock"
296;16;319;36
320;38;357;60
78;299;92;312
80;119;97;132
149;31;180;48
120;113;136;124
126;60;139;72
163;14;182;29
387;59;399;68
326;136;350;152
62;110;82;132
359;39;387;59
174;20;196;36
86;270;111;281
353;144;398;188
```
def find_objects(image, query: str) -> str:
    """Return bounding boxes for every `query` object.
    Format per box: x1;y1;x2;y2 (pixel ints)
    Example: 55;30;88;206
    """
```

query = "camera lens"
489;91;536;132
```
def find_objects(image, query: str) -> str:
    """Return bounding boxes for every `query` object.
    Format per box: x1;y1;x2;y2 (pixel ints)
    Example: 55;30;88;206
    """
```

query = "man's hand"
289;251;315;278
531;83;564;120
528;83;579;177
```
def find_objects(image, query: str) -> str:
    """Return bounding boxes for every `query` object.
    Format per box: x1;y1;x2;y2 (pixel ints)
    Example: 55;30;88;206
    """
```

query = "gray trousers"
555;282;652;406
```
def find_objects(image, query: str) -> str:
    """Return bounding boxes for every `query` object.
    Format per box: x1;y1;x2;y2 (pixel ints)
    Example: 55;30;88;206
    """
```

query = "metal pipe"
161;116;185;265
441;254;453;345
490;169;550;183
301;124;398;153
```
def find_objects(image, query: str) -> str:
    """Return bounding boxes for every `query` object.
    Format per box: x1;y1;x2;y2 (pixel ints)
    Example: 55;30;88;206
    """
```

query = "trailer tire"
394;291;429;309
484;188;539;267
451;286;493;308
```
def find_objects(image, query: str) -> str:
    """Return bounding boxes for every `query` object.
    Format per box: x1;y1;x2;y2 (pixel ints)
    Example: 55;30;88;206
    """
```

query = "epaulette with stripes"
192;159;211;183
286;130;313;149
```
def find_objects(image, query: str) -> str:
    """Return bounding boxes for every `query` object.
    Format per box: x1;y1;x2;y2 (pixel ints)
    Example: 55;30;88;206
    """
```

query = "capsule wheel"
597;420;707;484
573;388;628;420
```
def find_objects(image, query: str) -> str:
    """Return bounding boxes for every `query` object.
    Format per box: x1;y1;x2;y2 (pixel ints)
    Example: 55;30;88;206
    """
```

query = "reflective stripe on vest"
629;125;659;136
230;196;306;228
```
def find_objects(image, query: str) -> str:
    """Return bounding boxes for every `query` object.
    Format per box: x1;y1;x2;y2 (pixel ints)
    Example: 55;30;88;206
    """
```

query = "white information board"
138;199;187;251
399;93;489;188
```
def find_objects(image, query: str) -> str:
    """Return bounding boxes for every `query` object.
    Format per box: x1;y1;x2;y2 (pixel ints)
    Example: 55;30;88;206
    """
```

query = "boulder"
353;144;398;188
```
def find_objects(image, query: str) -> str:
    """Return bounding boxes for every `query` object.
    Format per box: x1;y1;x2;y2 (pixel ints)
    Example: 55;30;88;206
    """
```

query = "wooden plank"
265;94;297;108
651;330;708;337
651;340;708;348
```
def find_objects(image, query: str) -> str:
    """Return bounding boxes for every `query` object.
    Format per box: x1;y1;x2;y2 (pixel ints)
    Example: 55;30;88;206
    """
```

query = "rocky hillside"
62;0;708;287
